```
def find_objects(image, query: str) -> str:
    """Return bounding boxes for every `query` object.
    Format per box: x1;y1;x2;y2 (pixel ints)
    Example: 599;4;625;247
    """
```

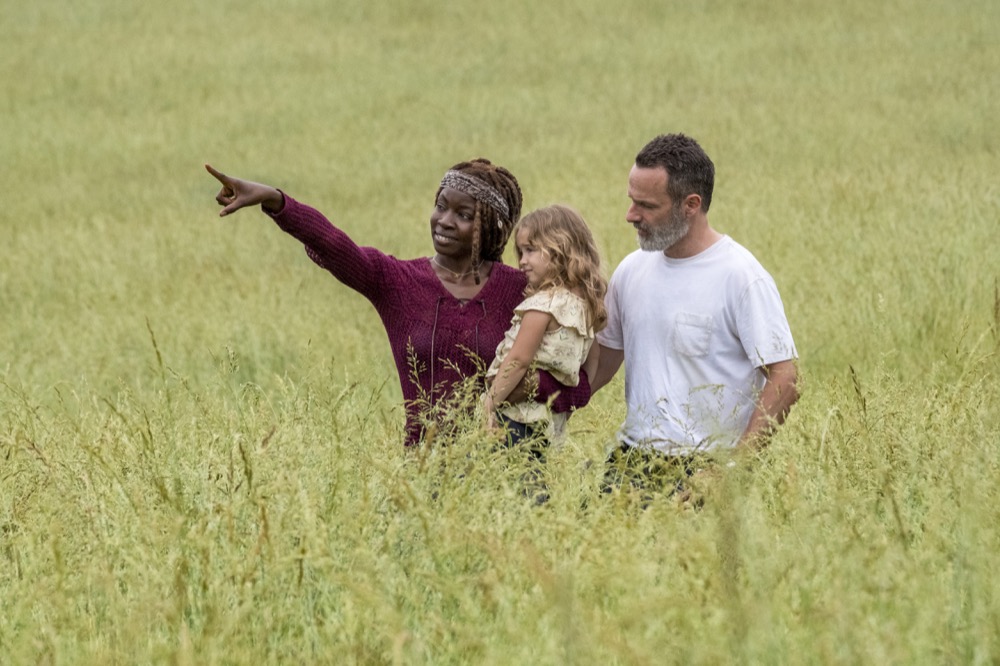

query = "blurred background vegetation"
2;0;998;663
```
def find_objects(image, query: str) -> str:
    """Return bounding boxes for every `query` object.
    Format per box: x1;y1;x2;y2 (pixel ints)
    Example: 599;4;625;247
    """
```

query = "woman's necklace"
430;256;479;280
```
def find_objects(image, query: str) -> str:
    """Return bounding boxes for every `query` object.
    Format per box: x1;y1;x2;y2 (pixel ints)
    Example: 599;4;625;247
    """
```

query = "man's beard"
637;205;689;252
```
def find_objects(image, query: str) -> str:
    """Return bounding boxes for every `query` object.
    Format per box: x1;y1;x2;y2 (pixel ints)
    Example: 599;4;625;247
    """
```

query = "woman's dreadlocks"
435;158;523;279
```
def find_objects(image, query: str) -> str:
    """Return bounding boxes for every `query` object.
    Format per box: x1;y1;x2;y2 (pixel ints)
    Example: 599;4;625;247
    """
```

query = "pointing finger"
205;163;229;184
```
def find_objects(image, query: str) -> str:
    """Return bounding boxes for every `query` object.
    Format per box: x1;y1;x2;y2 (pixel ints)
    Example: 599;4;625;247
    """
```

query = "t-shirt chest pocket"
673;312;715;357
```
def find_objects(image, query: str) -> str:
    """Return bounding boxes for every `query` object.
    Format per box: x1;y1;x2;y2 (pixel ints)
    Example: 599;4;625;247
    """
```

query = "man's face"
626;165;690;253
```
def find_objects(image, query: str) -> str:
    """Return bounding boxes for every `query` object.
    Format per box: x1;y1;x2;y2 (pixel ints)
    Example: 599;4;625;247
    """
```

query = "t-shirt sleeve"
736;277;798;368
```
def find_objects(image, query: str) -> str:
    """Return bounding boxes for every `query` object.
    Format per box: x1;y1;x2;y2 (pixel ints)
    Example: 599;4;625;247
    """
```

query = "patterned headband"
439;170;510;226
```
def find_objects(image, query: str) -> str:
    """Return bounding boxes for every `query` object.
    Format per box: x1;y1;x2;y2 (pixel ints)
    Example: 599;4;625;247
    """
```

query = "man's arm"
590;344;624;394
738;359;799;450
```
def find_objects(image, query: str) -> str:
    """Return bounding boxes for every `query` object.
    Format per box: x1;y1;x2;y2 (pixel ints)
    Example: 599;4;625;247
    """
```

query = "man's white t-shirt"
597;236;797;454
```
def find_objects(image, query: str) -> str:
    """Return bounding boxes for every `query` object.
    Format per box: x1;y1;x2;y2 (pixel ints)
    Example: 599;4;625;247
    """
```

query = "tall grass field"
3;0;999;663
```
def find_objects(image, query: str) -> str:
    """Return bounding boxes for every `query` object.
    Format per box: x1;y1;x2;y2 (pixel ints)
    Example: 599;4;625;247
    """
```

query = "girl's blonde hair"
514;204;608;332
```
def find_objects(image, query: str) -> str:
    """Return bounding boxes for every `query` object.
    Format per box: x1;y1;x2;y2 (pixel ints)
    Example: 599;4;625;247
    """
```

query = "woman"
205;160;590;445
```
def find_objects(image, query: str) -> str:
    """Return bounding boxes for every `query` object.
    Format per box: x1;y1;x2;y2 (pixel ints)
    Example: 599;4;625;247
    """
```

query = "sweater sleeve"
538;368;592;414
266;194;389;299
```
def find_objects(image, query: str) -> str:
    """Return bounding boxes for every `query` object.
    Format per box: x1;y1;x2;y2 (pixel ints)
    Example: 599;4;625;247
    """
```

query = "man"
592;134;798;488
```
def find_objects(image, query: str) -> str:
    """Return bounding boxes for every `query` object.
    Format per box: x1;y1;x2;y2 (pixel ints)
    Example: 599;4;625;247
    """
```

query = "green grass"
2;0;1000;663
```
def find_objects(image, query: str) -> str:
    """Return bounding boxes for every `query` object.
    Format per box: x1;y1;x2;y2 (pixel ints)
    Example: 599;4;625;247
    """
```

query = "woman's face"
430;187;478;258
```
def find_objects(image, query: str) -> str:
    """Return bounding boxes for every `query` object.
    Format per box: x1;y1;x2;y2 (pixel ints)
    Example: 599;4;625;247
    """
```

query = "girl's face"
515;227;554;289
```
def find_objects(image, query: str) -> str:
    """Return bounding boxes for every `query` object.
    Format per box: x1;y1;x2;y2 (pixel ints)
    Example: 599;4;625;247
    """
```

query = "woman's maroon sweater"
268;196;589;445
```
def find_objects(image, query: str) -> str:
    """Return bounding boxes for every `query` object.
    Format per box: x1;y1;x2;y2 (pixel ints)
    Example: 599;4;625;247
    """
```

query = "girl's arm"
485;310;554;417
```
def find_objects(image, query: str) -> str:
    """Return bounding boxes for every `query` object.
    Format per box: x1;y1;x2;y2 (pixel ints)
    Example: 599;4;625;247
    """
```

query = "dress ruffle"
514;289;592;338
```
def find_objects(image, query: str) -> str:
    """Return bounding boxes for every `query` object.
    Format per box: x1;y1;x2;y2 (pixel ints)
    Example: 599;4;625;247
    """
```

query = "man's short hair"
635;134;715;212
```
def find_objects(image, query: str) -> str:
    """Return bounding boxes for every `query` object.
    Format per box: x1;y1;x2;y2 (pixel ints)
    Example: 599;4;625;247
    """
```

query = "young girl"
484;204;608;448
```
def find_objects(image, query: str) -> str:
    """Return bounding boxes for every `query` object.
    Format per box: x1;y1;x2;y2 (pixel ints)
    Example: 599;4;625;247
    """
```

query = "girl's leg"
497;414;548;462
497;414;550;504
